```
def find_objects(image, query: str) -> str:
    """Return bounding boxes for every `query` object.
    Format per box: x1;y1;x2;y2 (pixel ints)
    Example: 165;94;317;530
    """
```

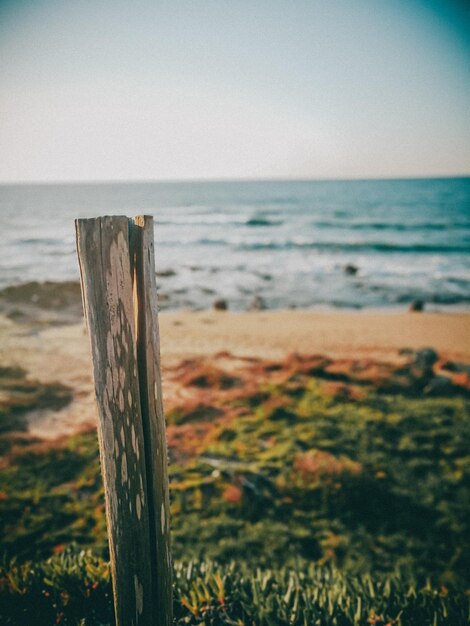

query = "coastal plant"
0;352;469;622
0;551;468;625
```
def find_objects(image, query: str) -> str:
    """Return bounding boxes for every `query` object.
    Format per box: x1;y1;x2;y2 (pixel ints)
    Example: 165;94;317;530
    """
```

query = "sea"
0;178;469;311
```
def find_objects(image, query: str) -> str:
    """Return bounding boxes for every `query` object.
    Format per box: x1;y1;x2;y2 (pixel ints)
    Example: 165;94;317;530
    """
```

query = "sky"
0;0;469;182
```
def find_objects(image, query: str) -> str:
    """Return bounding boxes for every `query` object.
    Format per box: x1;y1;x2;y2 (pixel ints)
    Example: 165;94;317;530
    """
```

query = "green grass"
169;382;469;581
1;549;468;625
0;365;469;623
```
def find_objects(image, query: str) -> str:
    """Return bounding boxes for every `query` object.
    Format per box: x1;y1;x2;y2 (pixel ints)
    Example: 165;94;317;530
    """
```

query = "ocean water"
0;178;469;311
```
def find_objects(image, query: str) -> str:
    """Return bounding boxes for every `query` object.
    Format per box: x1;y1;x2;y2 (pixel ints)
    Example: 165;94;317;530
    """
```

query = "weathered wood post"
75;216;172;626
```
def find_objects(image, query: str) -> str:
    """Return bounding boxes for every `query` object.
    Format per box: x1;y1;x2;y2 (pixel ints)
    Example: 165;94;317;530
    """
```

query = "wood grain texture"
131;216;172;625
76;216;160;625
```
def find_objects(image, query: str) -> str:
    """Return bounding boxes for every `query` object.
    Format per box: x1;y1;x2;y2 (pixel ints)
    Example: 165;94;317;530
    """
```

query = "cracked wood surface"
131;216;172;626
76;216;172;626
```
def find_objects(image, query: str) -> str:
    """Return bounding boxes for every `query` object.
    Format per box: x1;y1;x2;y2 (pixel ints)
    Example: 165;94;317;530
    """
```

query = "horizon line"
1;173;470;186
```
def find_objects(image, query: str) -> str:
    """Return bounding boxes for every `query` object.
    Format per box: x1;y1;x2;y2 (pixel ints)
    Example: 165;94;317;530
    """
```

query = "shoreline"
2;305;469;362
0;306;469;439
0;278;469;317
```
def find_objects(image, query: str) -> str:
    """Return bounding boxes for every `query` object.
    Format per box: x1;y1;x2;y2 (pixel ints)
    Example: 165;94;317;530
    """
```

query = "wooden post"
75;216;172;626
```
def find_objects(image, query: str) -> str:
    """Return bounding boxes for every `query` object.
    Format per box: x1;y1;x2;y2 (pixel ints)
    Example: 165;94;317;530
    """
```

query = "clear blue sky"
1;0;469;182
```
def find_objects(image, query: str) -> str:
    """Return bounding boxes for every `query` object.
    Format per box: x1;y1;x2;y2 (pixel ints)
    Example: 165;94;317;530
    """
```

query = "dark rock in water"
213;299;228;311
253;271;272;281
156;269;176;277
248;296;267;311
246;217;279;227
247;218;268;226
344;264;358;275
409;299;424;312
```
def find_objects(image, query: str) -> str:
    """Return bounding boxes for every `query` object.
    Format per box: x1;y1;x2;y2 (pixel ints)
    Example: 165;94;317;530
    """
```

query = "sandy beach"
0;296;469;439
158;309;470;362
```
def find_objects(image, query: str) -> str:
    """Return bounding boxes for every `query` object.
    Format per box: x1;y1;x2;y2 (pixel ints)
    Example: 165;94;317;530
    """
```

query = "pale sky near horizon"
1;0;469;183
